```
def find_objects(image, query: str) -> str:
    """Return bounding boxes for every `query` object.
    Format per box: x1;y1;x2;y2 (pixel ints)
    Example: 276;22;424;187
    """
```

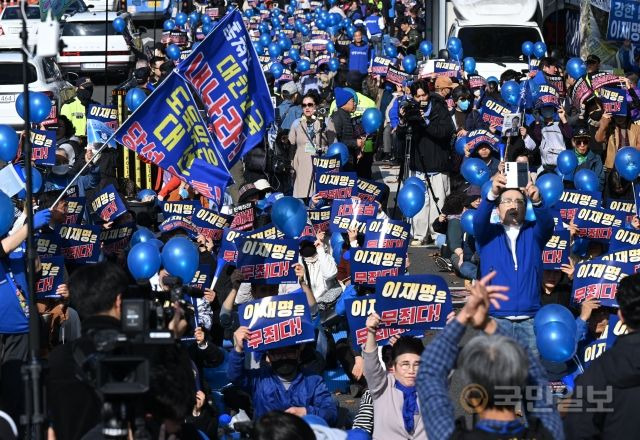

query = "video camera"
400;99;424;124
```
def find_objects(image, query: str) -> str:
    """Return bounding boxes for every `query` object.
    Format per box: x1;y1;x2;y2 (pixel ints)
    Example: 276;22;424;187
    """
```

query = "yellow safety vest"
60;97;87;136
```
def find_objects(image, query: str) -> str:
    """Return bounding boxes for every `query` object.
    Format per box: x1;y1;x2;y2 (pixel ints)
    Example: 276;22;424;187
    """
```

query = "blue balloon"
166;43;181;60
615;146;640;181
341;17;351;28
566;57;586;80
500;80;521;106
463;57;476;74
326;142;349;166
301;25;310;36
137;189;156;201
536;321;577;362
260;33;272;47
481;180;493;200
112;16;126;33
328;57;340;72
125;88;146;112
316;18;327;30
346;25;355;39
405;176;426;193
327;41;335;53
328;12;341;26
535;303;578;335
362;108;382;134
574;168;599;192
188;11;200;25
419;40;433;57
175;12;187;26
384;44;397;58
330;232;344;263
533;41;547;58
13;164;42;199
447;37;462;56
0;191;14;236
0;125;18;161
149;239;164;249
297;58;310;72
536;173;564;207
270;62;284;79
402;54;417;74
522;41;534;57
278;37;292;51
461;158;490;186
557;150;578;176
398;184;425;218
163;19;175;31
131;227;155;246
16;92;52;124
461;209;476;235
202;23;212;34
525;199;536;221
271;196;308;238
268;42;282;58
454;136;468;156
162;236;199;283
128;242;161;281
288;47;300;61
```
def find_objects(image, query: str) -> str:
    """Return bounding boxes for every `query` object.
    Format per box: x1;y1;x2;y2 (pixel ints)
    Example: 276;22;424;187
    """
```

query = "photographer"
289;92;329;199
397;79;455;246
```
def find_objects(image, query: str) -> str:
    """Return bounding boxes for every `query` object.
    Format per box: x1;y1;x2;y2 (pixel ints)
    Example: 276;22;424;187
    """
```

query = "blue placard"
350;247;405;286
56;224;101;264
371;56;392;76
600;246;640;265
315;171;357;200
36;233;61;256
572;257;637;307
573;207;626;243
192;207;232;242
308;206;332;233
605;198;636;225
89;184;126;222
30;129;56;166
375;275;452;331
434;60;459;78
329;199;378;234
236;237;299;284
479;98;512;131
556;190;602;222
312;156;341;175
542;229;570;270
464;129;499;153
239;290;315;351
36;256;64;299
230;202;256;231
162;200;199;218
607;0;640;41
87;104;118;149
63;197;86;225
610;227;640;251
599;87;628;116
606;313;629;348
355;178;386;203
190;264;214;290
219;228;241;264
243;223;286;240
100;223;135;256
364;218;410;249
578;335;608;372
159;215;199;238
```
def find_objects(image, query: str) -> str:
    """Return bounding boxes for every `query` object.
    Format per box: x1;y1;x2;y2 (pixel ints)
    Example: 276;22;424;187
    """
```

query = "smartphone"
505;162;529;189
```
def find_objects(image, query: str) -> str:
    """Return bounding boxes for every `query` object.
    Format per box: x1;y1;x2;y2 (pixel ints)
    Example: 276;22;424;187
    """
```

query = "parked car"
0;52;74;128
0;5;40;49
57;11;141;76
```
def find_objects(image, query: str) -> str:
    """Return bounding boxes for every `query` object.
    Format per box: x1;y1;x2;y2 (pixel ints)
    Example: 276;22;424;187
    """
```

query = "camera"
400;99;424;124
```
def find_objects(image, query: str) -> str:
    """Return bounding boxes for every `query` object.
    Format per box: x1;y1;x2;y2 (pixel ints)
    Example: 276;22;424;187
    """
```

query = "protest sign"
579;335;608;371
192;207;232;242
329;199;378;234
345;296;413;349
570;77;594;109
386;65;412;86
159;216;199;238
605;198;636;224
556;190;602;221
161;31;188;45
468;75;487;90
633;182;640;216
480;99;512;130
308;207;332;233
244;223;286;240
600;246;640;265
465;129;499;153
236;238;299;284
239;290;315;351
364;219;410;249
87;104;118;149
350;248;405;286
572;258;635;307
36;233;60;257
610;227;640;251
162;200;199;218
315;171;356;199
605;313;629;348
90;184;127;222
230;202;256;231
573;207;625;243
546;75;566;97
434;60;459;77
542;229;570;270
375;275;452;331
607;0;640;41
371;56;392;76
599;87;628;116
100;223;135;256
312;156;341;174
56;224;101;264
355;178;386;203
219;228;241;264
190;264;214;290
64;197;85;225
36;256;64;299
30;129;56;166
591;72;623;90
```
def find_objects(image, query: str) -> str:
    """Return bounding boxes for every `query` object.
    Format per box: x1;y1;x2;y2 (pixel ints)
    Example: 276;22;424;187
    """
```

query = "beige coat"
288;116;328;198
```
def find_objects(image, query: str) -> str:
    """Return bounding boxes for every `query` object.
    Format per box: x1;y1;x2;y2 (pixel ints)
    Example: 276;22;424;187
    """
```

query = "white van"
425;0;545;80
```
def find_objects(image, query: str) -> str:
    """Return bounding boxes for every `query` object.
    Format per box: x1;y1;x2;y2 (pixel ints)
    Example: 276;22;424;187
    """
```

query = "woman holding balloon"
288;93;329;199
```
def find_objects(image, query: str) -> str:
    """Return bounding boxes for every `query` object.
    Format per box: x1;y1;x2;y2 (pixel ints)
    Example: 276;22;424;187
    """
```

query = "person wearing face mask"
451;86;478;137
298;231;341;309
228;329;338;424
60;77;97;138
529;99;573;174
44;146;100;196
595;108;640;173
572;125;605;191
434;75;455;107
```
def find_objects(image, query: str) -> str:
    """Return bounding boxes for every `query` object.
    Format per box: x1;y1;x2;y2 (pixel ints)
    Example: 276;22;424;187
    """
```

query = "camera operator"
397;79;455;246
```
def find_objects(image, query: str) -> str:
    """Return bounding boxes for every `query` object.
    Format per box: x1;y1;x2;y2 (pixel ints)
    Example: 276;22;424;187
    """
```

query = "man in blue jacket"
472;173;554;355
228;326;338;425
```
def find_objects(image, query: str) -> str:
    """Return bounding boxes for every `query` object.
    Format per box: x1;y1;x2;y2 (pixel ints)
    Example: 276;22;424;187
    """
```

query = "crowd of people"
0;0;640;439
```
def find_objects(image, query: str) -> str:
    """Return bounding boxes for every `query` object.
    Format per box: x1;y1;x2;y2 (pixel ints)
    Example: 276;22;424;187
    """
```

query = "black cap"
573;125;591;139
586;54;601;65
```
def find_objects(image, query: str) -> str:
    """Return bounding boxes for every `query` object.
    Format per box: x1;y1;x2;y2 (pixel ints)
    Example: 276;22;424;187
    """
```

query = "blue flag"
114;72;231;205
177;9;274;170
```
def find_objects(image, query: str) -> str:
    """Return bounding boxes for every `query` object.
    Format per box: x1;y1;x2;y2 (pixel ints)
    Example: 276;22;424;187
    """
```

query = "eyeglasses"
397;361;421;371
499;198;525;206
574;138;589;145
302;103;315;108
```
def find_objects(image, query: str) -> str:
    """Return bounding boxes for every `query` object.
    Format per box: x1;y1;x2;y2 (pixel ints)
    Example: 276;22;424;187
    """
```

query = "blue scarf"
475;419;525;435
394;380;418;434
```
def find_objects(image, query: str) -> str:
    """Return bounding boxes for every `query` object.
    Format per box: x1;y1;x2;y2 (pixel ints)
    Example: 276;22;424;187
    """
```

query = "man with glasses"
472;172;554;355
572;125;604;191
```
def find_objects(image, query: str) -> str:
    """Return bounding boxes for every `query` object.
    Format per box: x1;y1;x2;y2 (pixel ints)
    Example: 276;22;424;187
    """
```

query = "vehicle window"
61;22;119;36
42;57;62;80
457;27;541;63
64;1;87;14
0;63;38;84
1;7;40;20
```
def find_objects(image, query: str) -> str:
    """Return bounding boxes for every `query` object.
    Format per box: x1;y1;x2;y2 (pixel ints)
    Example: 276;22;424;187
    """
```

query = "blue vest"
0;247;29;334
364;15;382;36
348;43;370;74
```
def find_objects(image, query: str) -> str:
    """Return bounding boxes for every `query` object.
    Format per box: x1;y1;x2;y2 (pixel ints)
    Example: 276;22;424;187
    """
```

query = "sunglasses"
574;138;589;145
302;103;315;108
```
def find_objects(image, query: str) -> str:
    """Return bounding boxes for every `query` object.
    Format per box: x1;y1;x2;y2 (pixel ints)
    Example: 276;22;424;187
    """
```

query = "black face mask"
271;359;298;378
300;243;317;258
77;88;92;104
